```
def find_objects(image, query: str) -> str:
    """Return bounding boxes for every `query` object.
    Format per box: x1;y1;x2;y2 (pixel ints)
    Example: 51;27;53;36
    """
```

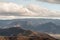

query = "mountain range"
0;18;60;34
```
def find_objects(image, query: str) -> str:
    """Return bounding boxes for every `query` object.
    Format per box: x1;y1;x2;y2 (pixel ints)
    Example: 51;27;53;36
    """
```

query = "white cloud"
0;2;60;19
0;2;39;17
37;0;60;4
27;4;60;17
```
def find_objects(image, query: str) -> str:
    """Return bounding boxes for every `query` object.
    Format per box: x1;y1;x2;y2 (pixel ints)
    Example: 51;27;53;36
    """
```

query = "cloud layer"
0;2;60;19
37;0;60;4
0;2;39;16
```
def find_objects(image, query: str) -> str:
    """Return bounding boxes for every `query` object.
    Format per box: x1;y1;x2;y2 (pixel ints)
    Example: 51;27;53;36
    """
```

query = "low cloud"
0;2;60;19
37;0;60;4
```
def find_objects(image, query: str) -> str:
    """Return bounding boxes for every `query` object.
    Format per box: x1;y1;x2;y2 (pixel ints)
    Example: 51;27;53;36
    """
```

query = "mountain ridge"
0;27;58;40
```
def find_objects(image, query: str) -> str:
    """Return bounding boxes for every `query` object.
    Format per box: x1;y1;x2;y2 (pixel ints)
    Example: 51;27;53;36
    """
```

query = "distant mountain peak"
41;22;56;26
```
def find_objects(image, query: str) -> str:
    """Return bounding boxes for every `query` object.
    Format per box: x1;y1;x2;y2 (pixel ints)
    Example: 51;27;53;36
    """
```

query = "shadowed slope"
0;27;58;40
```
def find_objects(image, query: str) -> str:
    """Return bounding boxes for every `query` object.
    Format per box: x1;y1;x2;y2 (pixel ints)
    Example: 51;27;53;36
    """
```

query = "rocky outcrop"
0;36;58;40
0;27;58;40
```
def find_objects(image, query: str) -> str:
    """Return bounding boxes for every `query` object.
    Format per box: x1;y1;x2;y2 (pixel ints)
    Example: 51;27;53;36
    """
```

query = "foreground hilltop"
0;27;58;40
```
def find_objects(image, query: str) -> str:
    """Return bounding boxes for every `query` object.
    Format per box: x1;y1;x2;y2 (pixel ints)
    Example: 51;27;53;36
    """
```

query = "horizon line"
0;17;60;20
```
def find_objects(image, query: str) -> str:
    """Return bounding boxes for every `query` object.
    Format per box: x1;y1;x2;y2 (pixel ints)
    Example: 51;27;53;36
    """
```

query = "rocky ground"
0;27;58;40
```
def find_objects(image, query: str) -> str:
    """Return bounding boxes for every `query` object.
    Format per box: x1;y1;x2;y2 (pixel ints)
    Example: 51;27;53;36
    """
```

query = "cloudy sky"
0;0;60;19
